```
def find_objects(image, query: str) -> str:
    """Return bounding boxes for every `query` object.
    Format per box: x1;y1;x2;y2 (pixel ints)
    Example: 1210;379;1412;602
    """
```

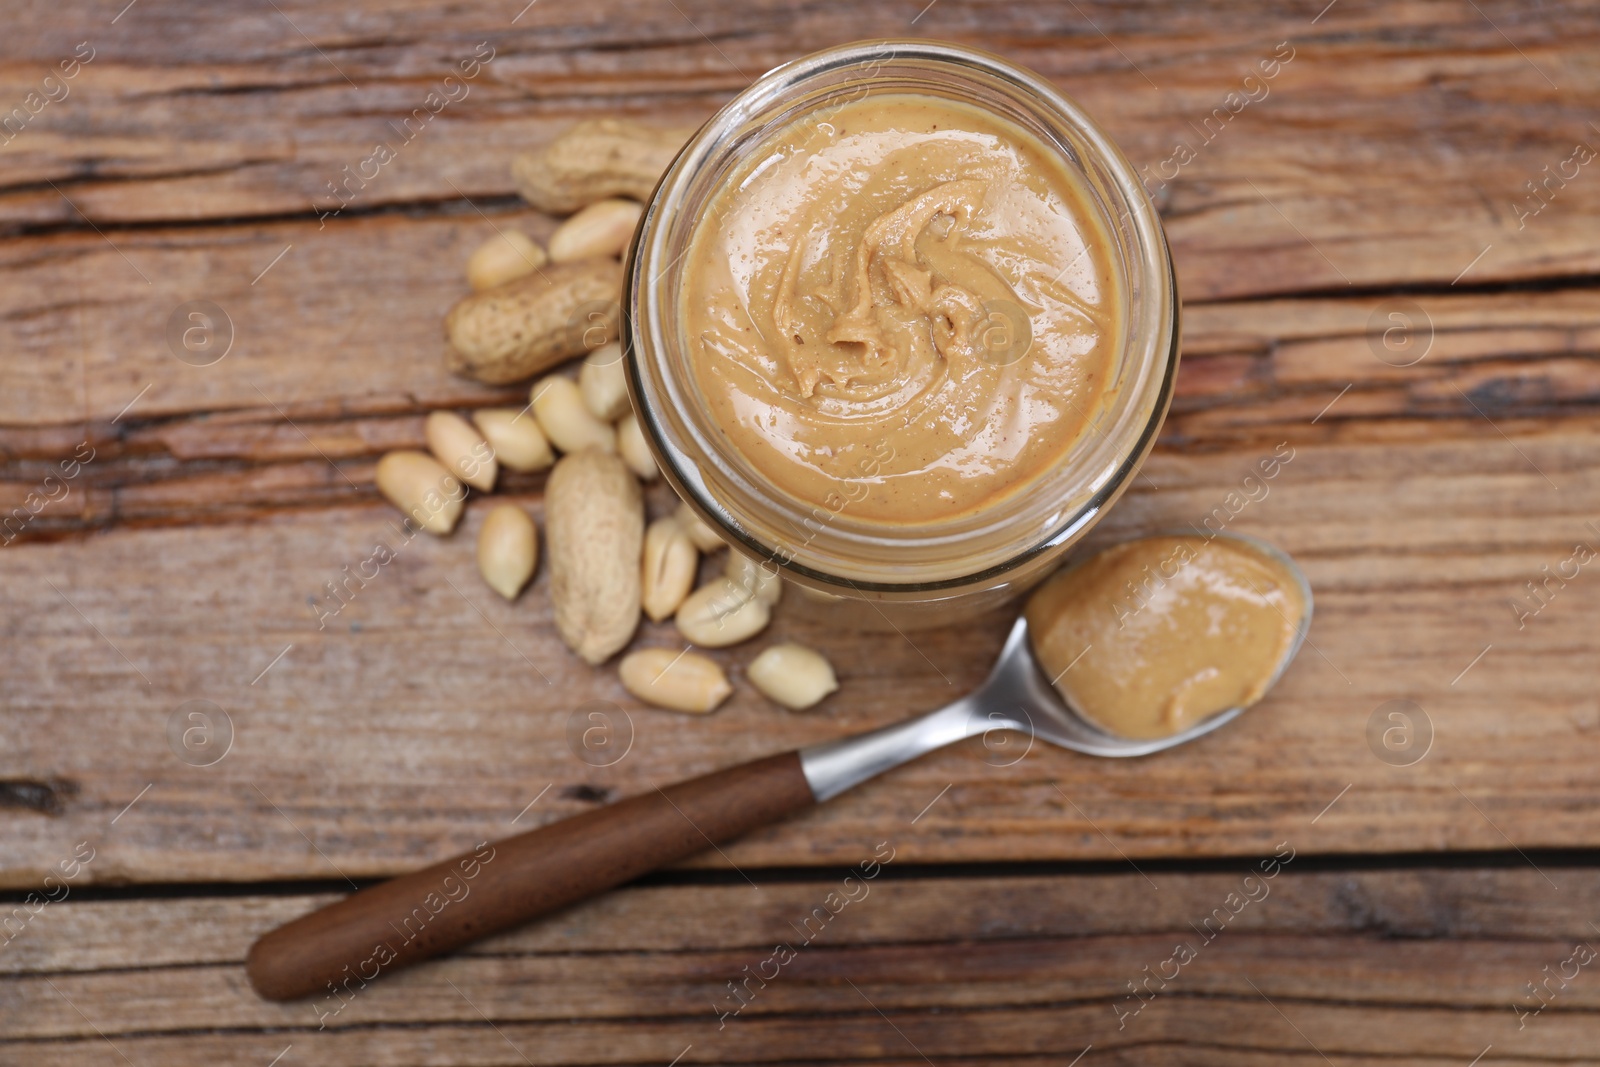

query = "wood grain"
2;0;1599;1058
3;420;1599;884
0;0;1594;883
2;1;1594;300
4;868;1597;1064
2;279;1597;534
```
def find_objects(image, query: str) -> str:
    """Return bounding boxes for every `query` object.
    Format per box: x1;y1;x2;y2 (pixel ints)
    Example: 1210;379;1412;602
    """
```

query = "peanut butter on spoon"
1026;535;1308;740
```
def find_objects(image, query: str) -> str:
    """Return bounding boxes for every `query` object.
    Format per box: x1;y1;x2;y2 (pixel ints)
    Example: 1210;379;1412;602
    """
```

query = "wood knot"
560;783;613;805
0;778;79;815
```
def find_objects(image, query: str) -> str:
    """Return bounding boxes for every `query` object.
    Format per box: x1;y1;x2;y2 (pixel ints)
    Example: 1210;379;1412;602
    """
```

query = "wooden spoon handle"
246;751;815;1001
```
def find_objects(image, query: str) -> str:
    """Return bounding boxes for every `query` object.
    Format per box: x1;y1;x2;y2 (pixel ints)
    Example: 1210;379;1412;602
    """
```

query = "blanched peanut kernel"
748;643;839;710
675;576;771;648
726;552;782;607
466;231;548;291
548;199;644;263
618;412;657;481
642;516;697;622
477;503;538;600
425;410;498;492
619;647;732;714
579;343;630;422
674;502;724;553
472;408;554;472
531;376;617;455
374;450;466;536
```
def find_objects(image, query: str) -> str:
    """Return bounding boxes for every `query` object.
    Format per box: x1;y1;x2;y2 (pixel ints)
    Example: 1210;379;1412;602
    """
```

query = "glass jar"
624;39;1177;629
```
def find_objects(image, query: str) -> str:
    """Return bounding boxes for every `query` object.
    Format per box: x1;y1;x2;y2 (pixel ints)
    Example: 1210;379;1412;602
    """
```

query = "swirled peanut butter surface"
1026;536;1307;740
682;94;1120;523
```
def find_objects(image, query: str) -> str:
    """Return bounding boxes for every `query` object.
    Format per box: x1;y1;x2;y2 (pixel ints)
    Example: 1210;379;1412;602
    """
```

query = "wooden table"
3;1;1596;1062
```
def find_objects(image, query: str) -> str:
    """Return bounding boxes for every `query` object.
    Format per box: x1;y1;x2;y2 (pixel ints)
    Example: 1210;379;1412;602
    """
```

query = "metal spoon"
247;534;1312;1002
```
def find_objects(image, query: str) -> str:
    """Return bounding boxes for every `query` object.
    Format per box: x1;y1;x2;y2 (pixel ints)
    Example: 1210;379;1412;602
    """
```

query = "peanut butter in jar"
681;93;1121;526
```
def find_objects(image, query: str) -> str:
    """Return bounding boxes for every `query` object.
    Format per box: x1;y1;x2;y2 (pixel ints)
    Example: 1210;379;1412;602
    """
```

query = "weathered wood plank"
4;942;1578;1042
2;206;1597;529
2;870;1595;1064
0;1;1593;298
2;423;1598;883
0;213;517;427
12;868;1600;974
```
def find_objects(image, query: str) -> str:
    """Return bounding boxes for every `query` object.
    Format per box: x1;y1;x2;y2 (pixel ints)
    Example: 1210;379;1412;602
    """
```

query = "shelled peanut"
466;231;547;292
619;648;732;714
478;503;537;601
531;375;616;454
617;412;656;480
579;344;630;422
550;200;643;263
472;409;553;472
748;643;838;710
375;451;464;535
425;411;497;492
676;577;771;648
642;517;697;623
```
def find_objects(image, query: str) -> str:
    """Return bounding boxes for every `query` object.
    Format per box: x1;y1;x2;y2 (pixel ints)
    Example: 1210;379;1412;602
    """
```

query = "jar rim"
625;38;1178;596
